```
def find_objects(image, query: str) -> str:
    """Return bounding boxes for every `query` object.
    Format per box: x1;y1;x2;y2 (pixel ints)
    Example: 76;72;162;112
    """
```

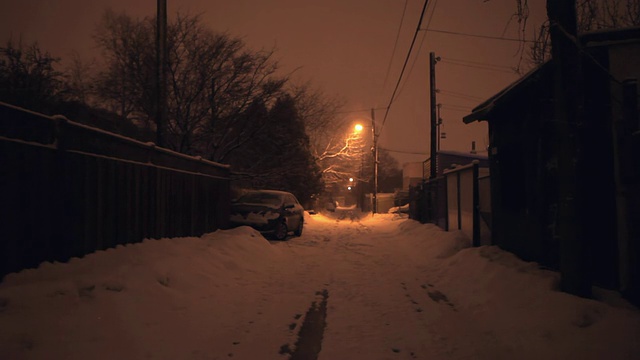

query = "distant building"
427;150;489;178
402;162;423;190
403;151;489;191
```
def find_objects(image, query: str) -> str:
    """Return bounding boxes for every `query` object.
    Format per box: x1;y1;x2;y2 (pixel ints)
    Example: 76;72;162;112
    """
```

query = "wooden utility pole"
437;103;442;152
429;52;438;179
547;0;591;297
372;108;378;214
156;0;168;148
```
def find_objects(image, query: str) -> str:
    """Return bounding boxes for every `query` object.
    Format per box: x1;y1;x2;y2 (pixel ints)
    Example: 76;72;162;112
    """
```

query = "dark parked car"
229;190;305;240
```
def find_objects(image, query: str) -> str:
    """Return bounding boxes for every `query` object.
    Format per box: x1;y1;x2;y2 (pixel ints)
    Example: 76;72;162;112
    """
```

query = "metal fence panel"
459;168;474;242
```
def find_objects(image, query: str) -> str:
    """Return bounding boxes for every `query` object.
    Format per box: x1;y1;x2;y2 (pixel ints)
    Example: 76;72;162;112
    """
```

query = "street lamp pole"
371;108;378;214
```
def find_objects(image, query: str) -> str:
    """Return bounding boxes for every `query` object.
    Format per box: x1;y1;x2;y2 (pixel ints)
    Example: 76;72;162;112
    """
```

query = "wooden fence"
0;102;230;280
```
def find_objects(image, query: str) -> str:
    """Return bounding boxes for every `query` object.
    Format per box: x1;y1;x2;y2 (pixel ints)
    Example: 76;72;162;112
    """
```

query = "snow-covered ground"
1;212;639;359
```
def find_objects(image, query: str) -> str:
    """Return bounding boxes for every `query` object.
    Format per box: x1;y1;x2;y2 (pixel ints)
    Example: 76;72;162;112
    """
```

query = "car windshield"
236;192;283;207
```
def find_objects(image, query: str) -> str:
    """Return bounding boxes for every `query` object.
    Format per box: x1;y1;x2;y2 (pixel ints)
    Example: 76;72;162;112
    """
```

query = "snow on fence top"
0;101;230;178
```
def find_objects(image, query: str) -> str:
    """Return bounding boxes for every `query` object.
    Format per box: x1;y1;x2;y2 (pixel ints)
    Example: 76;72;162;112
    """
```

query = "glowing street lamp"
349;110;378;214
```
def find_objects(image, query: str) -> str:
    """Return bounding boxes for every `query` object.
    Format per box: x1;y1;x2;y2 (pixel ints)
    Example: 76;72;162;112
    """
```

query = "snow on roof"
437;150;489;160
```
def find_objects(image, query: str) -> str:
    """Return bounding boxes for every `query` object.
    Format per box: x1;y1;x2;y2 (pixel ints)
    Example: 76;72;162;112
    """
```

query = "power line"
440;59;516;74
424;0;439;35
377;0;409;107
440;107;472;113
438;89;485;101
440;103;472;111
395;27;427;100
336;106;388;115
441;57;514;71
395;0;439;99
422;28;540;43
378;146;427;155
379;0;430;135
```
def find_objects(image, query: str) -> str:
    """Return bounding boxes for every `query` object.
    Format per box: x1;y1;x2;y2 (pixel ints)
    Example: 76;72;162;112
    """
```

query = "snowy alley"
1;212;639;360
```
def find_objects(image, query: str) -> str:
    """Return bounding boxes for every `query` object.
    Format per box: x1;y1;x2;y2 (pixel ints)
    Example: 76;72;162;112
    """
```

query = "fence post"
52;116;70;260
443;176;449;231
456;172;461;230
472;161;480;247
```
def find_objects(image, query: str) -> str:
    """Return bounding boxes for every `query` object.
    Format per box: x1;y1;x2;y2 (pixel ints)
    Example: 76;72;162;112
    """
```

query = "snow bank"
1;215;638;360
426;244;640;359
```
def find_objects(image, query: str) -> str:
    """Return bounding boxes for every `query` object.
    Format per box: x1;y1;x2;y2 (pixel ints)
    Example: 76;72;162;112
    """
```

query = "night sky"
1;0;547;165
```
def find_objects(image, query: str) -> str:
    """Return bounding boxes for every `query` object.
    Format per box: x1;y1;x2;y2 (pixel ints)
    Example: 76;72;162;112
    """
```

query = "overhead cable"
379;0;431;135
441;57;514;70
336;106;388;115
438;89;485;101
422;28;540;43
377;0;409;108
440;59;516;74
378;146;428;155
395;0;439;99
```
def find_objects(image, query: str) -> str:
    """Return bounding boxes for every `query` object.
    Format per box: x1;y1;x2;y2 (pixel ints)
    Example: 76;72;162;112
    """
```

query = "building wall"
607;40;640;299
609;41;640;83
403;162;424;189
487;68;558;269
485;41;635;288
437;151;488;172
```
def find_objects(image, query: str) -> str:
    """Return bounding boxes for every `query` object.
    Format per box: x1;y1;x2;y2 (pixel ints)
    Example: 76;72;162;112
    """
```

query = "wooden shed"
463;27;640;301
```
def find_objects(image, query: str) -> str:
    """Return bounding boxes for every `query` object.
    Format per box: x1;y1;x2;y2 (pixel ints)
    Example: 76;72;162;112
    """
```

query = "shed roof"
437;150;488;160
462;61;552;124
463;26;640;125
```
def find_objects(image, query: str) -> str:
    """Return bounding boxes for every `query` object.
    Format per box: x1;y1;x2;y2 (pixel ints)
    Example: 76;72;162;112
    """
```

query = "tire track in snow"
279;289;329;359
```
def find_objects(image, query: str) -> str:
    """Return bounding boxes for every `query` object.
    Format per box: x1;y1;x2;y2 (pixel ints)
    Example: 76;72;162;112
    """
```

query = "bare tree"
289;81;345;136
91;11;149;131
0;38;63;110
62;51;97;105
202;37;287;162
94;9;156;127
93;11;287;161
317;128;367;186
528;21;553;67
287;82;371;188
526;0;640;68
583;0;640;29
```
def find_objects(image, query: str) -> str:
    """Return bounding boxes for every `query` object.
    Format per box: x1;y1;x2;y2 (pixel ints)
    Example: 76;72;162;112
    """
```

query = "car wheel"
274;221;288;240
294;218;304;236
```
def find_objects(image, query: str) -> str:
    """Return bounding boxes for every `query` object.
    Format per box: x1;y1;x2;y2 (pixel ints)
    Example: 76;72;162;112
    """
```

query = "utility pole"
547;0;591;298
437;103;442;151
429;52;439;179
156;0;168;148
372;108;378;214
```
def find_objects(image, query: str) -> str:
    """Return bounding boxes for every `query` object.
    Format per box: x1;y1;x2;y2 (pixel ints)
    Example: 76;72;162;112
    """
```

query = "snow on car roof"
245;190;293;197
